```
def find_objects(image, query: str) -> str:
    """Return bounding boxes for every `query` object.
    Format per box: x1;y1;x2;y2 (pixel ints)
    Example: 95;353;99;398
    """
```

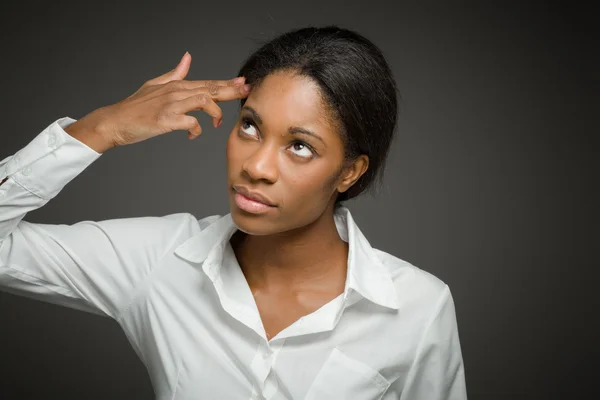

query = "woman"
0;27;466;399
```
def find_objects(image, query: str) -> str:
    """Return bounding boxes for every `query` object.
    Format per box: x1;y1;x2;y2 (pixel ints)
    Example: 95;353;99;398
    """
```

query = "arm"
0;118;194;318
0;117;103;238
398;285;468;400
1;51;249;319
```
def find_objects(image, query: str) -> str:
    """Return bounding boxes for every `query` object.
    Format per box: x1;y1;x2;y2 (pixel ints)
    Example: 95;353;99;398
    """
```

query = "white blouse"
0;117;467;399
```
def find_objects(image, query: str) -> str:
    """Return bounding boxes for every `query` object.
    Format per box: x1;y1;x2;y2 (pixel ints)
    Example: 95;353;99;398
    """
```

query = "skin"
16;44;460;394
64;52;370;340
225;70;369;339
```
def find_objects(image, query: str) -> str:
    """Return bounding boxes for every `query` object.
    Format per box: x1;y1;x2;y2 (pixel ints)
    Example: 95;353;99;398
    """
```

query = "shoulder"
151;212;223;241
373;248;450;314
83;212;223;252
90;212;217;233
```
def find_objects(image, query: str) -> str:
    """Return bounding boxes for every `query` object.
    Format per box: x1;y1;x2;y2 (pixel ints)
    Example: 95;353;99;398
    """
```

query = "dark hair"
237;26;399;204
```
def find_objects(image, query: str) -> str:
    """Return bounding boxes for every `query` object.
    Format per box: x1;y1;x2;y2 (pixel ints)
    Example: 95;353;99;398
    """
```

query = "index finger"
203;83;251;102
177;77;246;91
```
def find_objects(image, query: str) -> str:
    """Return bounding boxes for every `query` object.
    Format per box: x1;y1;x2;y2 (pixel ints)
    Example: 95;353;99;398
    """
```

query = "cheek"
282;163;336;202
226;130;245;169
226;127;238;156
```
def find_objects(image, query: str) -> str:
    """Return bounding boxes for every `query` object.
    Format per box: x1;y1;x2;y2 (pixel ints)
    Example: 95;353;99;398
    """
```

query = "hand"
67;52;250;151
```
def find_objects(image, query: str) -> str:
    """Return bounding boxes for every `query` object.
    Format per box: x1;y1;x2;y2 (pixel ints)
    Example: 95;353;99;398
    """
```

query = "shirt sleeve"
398;285;468;400
0;117;194;320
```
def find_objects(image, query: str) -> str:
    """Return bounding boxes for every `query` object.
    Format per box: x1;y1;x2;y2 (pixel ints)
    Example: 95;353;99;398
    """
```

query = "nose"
242;142;279;183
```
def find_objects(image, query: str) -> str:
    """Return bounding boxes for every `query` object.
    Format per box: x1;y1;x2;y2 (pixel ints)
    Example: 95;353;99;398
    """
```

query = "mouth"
232;185;277;214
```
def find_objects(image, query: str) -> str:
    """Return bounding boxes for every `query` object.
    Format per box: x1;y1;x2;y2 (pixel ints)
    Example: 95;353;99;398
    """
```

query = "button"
204;262;217;277
48;132;57;147
262;351;270;360
22;166;32;176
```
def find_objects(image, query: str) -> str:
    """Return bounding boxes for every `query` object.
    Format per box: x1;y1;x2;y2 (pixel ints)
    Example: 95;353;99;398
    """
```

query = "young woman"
0;27;466;399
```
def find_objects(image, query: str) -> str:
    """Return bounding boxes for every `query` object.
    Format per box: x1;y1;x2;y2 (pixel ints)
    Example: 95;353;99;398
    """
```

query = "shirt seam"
6;139;66;201
115;214;194;322
9;174;50;201
399;284;450;393
111;240;182;373
170;357;183;400
0;263;103;314
118;315;151;374
113;216;195;394
114;261;160;325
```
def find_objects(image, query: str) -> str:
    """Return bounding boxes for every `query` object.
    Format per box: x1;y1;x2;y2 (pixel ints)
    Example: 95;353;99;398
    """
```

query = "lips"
232;185;276;207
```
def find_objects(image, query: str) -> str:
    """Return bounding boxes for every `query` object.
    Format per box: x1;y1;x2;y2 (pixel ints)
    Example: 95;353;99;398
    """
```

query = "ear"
336;155;369;194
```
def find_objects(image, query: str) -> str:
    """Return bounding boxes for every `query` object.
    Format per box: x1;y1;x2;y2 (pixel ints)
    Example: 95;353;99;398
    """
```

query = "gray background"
0;1;596;399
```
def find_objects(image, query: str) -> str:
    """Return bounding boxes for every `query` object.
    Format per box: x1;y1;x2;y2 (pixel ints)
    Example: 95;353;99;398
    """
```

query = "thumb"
146;52;191;86
171;51;191;80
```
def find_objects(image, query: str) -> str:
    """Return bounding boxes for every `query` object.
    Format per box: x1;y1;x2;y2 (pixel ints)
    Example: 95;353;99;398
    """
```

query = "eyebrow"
242;106;325;145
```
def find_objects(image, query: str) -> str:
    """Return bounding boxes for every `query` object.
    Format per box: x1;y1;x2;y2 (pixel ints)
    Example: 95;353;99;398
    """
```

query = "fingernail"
217;119;223;128
233;77;245;85
242;84;251;93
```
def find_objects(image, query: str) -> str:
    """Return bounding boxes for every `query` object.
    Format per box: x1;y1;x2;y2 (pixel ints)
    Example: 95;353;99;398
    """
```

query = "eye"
239;116;316;159
289;141;314;159
240;117;258;138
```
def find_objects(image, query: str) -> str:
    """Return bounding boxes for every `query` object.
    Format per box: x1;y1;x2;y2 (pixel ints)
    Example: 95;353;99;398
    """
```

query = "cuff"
4;117;102;200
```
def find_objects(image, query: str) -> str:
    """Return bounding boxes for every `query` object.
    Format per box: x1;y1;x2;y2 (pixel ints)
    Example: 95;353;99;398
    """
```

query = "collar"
174;206;399;310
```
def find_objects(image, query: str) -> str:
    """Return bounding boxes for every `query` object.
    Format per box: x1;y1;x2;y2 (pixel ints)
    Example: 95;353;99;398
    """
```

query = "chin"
230;210;279;236
228;197;279;236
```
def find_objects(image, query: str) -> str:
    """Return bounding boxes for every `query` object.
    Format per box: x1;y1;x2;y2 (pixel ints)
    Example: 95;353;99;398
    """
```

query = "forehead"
244;71;334;130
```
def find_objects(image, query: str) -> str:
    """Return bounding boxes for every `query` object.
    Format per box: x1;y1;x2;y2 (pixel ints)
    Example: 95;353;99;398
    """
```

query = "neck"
231;204;348;293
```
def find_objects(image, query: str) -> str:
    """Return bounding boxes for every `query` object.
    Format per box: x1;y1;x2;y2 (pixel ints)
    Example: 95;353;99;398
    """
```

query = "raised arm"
0;52;250;318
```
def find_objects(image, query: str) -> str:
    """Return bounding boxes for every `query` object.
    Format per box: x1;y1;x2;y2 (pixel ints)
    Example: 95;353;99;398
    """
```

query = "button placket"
250;381;266;400
262;348;271;360
251;393;266;400
250;340;274;387
260;338;286;399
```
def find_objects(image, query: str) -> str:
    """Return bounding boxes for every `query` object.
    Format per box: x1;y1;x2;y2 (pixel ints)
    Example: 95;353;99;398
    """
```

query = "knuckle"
166;90;180;101
156;111;171;125
197;94;208;105
184;116;195;128
206;80;220;95
166;80;183;91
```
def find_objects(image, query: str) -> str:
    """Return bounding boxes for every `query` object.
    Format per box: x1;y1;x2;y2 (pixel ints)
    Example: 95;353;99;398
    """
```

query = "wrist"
64;108;116;153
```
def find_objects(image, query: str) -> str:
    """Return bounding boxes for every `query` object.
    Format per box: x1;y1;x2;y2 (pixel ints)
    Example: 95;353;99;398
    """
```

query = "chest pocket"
304;347;390;400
